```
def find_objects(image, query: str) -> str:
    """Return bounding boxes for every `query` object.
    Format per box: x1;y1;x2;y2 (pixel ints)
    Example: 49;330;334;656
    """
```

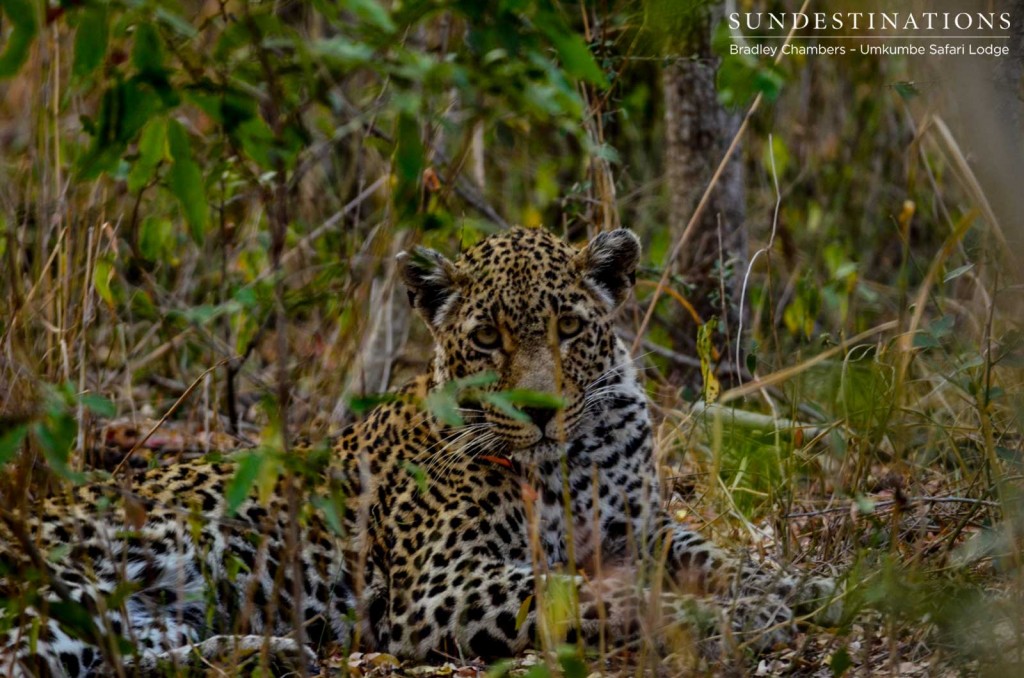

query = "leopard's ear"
573;229;641;310
397;247;463;328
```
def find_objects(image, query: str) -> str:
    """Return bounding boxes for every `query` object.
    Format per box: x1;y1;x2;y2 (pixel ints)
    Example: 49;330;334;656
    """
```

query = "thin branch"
111;358;231;477
785;495;1000;519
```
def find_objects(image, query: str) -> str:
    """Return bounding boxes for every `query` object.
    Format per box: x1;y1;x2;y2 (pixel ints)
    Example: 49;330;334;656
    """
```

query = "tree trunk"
661;5;747;388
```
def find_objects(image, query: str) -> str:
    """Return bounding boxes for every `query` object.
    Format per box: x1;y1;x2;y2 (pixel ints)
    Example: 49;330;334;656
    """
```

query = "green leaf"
93;258;115;307
833;261;858;280
854;495;876;515
943;263;974;283
139;216;173;261
347;393;398;416
717;54;785;107
402;461;428;494
425;390;463;427
33;414;84;483
488;659;515;678
830;646;853;677
47;600;99;640
745;350;757;374
556;647;587;678
128;116;168;193
107;80;164;145
311;493;346;536
73;4;109;79
911;331;940;349
394;113;424;218
132;22;164;76
537;13;606;87
0;0;38;79
892;81;920;101
340;0;395;33
224;552;248;580
514;594;533;632
311;37;374;66
80;393;116;418
233;116;275;169
497;389;566;409
46;543;71;563
178;301;241;324
167;120;208;244
225;453;264;516
426;374;502;426
523;666;552;678
930;314;955;337
480;393;530;422
78;79;165;179
0;425;27;467
480;388;566;424
107;580;143;609
130;288;159;320
155;6;198;39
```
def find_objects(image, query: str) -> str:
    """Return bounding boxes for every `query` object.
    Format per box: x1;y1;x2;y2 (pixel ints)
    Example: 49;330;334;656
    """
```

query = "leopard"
0;227;839;677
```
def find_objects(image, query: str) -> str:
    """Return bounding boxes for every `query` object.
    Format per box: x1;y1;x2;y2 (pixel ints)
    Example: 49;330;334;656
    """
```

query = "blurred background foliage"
1;0;1023;673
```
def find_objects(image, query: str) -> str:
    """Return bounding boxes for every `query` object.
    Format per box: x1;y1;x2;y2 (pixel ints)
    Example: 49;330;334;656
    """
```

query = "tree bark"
661;5;747;387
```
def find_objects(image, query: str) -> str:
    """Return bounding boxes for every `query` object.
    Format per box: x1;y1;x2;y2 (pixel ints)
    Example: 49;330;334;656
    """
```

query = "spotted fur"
0;227;837;676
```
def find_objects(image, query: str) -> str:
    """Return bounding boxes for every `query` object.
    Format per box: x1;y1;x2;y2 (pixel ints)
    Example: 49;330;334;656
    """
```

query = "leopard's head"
399;227;640;462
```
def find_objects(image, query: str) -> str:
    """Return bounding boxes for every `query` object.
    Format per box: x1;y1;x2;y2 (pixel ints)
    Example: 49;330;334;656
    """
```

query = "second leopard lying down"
1;227;840;676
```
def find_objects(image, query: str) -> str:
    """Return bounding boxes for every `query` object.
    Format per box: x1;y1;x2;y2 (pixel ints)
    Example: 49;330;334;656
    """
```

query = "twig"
111;358;231;477
690;401;822;439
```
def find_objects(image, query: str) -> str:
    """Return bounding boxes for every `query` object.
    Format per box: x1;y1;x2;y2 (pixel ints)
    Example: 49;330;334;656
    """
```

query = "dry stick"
784;495;999;519
630;0;810;357
635;279;702;326
111;358;231;477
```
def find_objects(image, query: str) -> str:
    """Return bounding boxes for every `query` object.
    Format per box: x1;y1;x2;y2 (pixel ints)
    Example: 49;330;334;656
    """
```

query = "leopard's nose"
522;407;555;430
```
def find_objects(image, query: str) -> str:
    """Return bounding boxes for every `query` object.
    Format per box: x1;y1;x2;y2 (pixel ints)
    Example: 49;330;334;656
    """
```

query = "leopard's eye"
470;325;501;350
557;315;583;340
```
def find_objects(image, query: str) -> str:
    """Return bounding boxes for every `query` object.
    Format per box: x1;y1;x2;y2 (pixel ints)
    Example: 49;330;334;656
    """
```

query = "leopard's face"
399;227;640;462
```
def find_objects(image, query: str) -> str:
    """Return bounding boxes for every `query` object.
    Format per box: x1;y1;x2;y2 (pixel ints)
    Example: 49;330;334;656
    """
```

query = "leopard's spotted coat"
0;228;837;676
